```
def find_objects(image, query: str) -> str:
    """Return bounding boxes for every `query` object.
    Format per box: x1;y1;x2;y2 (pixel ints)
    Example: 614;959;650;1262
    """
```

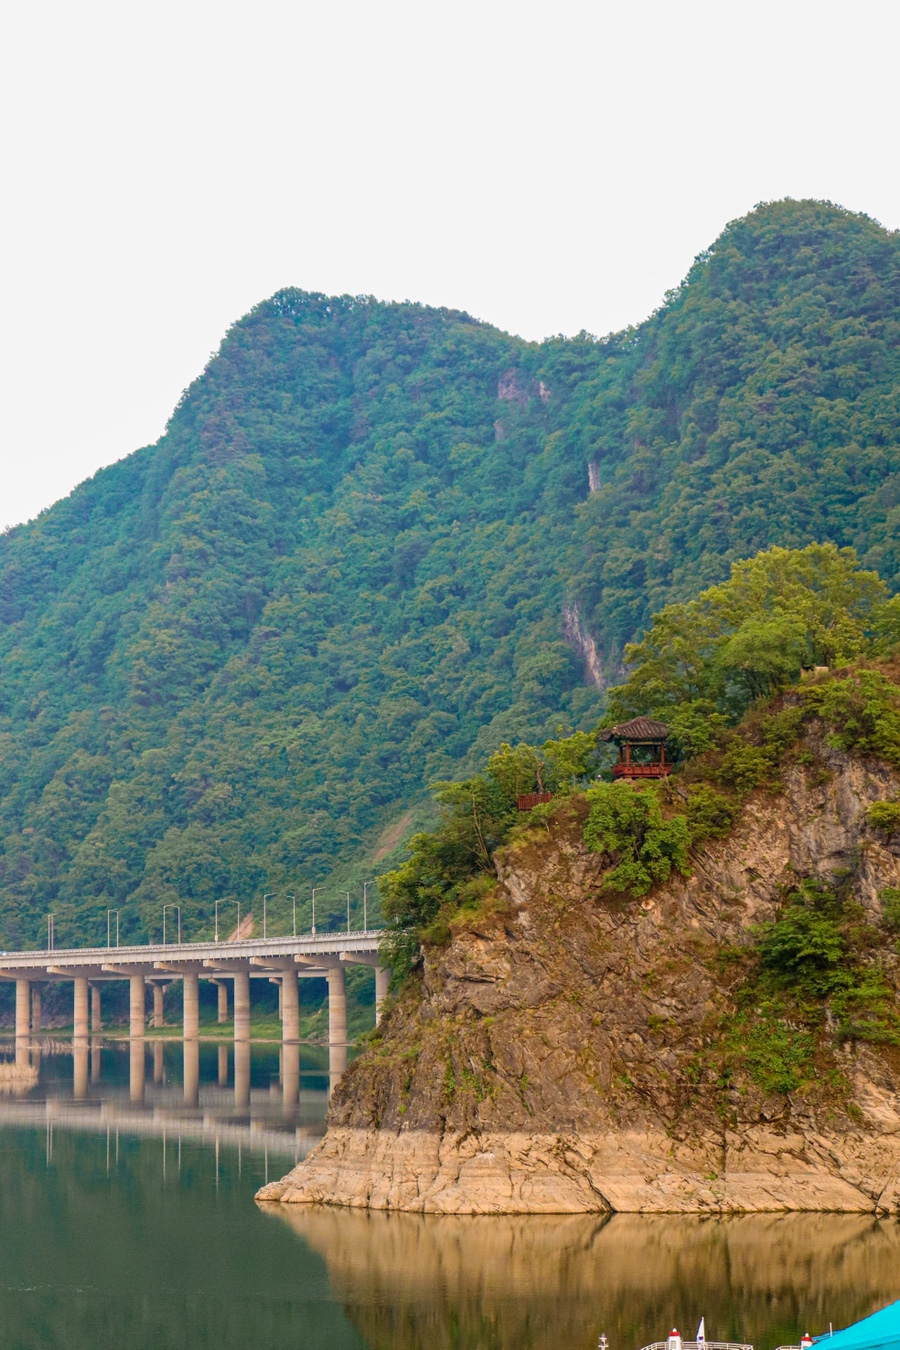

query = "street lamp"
107;910;119;948
311;888;318;937
46;914;55;952
362;881;375;932
214;899;239;943
287;894;296;937
162;904;181;946
344;891;351;934
263;892;277;940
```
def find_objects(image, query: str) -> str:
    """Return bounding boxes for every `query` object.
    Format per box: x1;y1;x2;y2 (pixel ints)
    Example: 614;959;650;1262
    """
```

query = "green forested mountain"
0;198;896;948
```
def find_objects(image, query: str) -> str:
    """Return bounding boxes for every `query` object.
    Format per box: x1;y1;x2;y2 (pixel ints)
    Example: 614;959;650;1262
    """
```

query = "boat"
634;1333;752;1350
775;1299;900;1350
604;1321;753;1350
615;1299;900;1350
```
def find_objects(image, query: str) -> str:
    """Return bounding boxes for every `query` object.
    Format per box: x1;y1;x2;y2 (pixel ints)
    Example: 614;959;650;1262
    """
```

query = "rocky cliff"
259;726;900;1213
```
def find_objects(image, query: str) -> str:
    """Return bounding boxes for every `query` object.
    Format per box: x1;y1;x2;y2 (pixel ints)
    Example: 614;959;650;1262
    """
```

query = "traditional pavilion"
598;717;671;778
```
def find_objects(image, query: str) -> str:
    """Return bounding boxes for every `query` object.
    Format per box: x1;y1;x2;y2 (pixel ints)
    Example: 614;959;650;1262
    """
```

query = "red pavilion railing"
612;763;672;778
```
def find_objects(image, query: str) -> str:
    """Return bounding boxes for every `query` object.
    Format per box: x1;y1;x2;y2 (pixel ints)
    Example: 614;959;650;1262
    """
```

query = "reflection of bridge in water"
0;1036;332;1158
0;931;388;1086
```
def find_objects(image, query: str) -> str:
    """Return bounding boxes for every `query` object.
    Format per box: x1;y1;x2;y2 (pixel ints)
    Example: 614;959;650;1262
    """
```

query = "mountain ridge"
0;198;896;949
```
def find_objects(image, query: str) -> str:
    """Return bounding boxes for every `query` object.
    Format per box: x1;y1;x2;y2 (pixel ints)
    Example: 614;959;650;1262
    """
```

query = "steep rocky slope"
260;723;900;1212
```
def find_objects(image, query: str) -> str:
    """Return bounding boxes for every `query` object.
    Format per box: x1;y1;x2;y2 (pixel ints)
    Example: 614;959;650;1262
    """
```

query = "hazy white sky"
1;0;897;530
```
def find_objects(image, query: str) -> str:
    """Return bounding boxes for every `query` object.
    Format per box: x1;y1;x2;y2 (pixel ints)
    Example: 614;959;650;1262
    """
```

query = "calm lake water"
1;1037;899;1350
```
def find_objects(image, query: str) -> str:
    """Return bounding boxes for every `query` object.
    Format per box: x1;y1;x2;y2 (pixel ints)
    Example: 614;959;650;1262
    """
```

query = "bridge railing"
0;929;386;962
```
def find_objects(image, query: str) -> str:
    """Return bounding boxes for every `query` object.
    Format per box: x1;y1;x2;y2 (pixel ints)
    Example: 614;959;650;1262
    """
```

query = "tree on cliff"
605;542;900;753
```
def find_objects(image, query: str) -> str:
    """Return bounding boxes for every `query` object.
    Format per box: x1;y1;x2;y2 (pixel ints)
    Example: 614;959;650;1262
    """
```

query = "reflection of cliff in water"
268;1207;900;1350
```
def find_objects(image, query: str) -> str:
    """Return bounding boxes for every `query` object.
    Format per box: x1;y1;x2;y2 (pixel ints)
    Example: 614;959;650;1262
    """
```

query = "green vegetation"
380;733;598;980
758;894;846;991
381;578;900;989
802;669;900;766
684;785;737;844
868;801;900;833
606;541;898;732
582;783;691;896
717;879;900;1098
573;200;900;654
0;199;897;950
880;887;900;932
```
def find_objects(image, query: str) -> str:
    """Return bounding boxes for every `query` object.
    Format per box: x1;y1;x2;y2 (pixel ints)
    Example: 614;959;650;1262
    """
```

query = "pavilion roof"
598;717;670;743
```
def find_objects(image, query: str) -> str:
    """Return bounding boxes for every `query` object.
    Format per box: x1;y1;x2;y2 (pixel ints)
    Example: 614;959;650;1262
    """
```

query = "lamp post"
163;904;181;946
344;892;351;934
288;894;296;937
214;899;238;943
214;899;234;943
263;892;277;940
363;881;374;932
47;914;55;951
107;910;119;948
311;889;318;937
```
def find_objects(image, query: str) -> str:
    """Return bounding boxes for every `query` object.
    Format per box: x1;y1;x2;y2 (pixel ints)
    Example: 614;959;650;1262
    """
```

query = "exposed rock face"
259;734;900;1213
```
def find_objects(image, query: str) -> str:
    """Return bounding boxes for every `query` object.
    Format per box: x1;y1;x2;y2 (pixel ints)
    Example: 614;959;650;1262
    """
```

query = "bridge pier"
31;984;41;1033
15;978;30;1040
130;1038;145;1103
282;1041;299;1113
218;1043;228;1087
375;966;390;1025
213;980;228;1024
234;1039;250;1109
183;972;199;1039
153;1041;165;1084
73;976;89;1042
91;983;102;1032
73;1041;88;1099
327;967;347;1084
152;983;166;1029
233;970;250;1042
336;953;391;1028
183;1037;199;1107
281;969;299;1044
130;974;145;1038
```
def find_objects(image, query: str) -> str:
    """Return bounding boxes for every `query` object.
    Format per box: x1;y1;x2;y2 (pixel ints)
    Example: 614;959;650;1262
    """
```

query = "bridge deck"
0;931;383;978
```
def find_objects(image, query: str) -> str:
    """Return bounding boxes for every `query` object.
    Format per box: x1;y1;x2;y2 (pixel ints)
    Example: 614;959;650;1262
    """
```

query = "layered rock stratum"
259;730;900;1213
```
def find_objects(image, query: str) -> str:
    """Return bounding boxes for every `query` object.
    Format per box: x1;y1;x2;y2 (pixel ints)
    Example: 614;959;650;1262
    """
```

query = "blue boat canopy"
817;1301;900;1350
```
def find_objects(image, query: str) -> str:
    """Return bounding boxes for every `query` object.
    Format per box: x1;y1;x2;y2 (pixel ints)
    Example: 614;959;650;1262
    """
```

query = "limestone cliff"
259;727;900;1213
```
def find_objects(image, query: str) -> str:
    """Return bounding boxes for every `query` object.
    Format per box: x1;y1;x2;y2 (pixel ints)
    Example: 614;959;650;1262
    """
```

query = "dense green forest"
380;542;900;980
380;542;900;1104
0;198;896;949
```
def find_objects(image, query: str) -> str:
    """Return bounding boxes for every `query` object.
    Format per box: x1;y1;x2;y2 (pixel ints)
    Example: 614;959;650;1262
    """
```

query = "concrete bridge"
0;932;390;1067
